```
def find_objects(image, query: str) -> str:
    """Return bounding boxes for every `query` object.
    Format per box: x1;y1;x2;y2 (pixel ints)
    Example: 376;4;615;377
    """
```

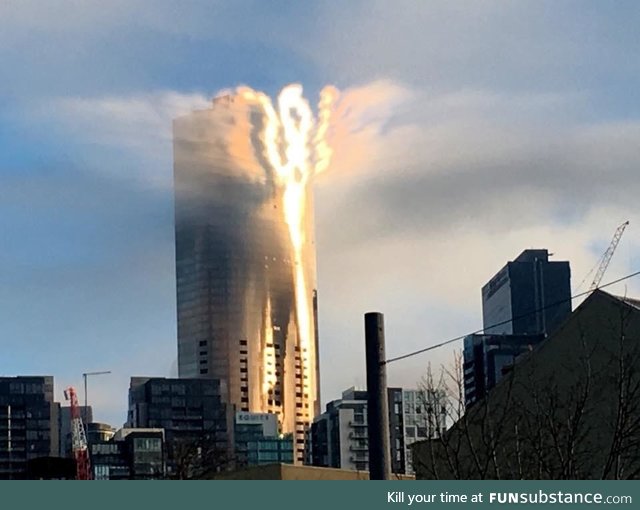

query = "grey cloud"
318;86;640;251
303;1;640;94
313;84;640;399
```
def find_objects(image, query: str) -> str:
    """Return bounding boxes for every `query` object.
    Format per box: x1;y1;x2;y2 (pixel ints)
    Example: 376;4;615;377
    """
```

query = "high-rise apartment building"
308;387;445;475
0;376;60;479
465;249;572;408
173;95;320;462
482;249;571;336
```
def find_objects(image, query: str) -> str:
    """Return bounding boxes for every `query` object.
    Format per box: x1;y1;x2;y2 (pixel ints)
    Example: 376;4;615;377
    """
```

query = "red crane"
64;386;92;480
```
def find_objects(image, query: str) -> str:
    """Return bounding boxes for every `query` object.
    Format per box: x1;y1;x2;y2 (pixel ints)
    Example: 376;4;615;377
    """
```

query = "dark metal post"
365;312;391;480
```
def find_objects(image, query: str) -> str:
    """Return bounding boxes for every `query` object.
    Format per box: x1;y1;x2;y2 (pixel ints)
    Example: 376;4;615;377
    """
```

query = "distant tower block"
482;249;571;337
173;95;320;463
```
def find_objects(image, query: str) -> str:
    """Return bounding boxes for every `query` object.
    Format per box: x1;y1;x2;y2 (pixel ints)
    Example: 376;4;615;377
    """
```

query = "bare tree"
413;297;640;479
168;423;235;480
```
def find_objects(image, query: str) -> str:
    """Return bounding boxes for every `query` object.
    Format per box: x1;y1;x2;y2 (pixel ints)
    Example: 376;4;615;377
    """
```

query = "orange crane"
589;220;630;291
64;386;92;480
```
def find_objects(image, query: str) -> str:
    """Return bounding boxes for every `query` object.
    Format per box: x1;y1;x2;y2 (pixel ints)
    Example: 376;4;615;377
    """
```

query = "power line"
384;270;640;365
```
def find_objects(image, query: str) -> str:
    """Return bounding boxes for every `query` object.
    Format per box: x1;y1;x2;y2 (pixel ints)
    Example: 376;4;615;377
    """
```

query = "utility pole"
365;312;391;480
82;371;111;426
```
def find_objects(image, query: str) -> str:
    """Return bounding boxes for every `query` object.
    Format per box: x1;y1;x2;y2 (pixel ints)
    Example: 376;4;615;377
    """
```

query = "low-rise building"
463;333;545;407
91;428;165;480
308;387;443;475
234;411;294;466
127;377;234;478
209;463;415;480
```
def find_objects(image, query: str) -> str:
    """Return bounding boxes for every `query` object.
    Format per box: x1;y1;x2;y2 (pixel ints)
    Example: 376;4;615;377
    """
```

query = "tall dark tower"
462;249;572;408
482;249;571;337
173;93;320;463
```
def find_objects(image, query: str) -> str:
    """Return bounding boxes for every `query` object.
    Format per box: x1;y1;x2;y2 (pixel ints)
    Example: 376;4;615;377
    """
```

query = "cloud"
0;1;234;38
300;1;640;96
30;92;211;187
313;79;640;397
320;82;640;243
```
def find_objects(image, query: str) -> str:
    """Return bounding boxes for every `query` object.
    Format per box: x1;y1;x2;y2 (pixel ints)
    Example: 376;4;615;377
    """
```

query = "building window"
134;437;162;453
200;369;208;374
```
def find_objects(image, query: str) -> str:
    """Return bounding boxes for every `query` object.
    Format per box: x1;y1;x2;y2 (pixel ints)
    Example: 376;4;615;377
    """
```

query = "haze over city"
2;0;639;429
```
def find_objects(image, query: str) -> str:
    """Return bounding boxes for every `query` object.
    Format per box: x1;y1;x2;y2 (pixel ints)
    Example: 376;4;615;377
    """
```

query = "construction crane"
589;220;630;292
82;370;111;425
64;386;92;480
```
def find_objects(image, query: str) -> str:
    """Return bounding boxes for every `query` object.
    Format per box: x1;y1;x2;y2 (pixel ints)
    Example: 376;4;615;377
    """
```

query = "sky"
1;0;640;426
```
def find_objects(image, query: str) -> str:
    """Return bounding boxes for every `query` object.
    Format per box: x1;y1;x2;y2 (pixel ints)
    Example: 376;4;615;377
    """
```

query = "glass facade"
463;333;545;407
90;430;166;480
91;442;129;480
234;412;294;466
173;95;320;463
0;376;58;479
127;377;231;475
482;249;571;336
461;249;573;409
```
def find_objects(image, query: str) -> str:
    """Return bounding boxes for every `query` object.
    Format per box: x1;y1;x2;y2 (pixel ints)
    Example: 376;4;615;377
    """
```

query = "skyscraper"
482;249;571;336
464;249;572;408
173;92;321;462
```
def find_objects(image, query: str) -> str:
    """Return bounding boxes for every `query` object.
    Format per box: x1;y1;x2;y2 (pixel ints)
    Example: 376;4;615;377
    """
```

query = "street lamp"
82;371;111;425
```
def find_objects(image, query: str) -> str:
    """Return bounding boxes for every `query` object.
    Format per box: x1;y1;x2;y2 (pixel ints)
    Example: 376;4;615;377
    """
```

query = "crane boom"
589;220;629;291
64;386;92;480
